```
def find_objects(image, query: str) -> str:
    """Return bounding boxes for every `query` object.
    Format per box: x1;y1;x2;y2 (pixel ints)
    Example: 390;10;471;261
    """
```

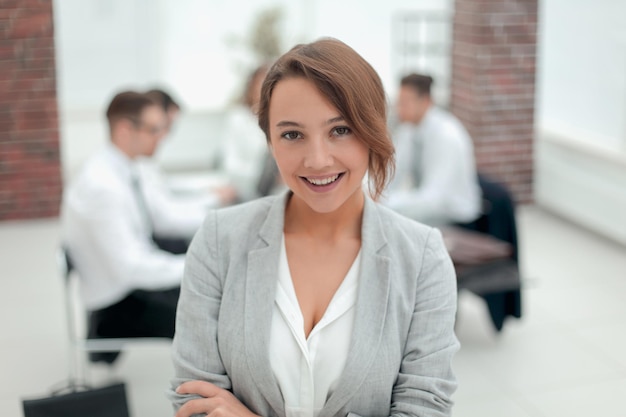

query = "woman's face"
268;77;369;214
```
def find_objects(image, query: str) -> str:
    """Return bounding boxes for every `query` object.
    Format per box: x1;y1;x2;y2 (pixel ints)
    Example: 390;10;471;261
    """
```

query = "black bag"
22;382;130;417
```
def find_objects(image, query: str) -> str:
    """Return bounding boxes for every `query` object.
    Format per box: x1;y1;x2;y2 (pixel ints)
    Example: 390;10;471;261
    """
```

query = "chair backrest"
58;246;84;385
57;247;171;352
57;247;171;387
58;247;77;333
476;173;519;261
58;247;73;282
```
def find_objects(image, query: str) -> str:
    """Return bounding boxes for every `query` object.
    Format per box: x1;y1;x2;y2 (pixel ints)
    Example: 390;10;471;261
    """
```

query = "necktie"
130;172;153;234
131;170;189;254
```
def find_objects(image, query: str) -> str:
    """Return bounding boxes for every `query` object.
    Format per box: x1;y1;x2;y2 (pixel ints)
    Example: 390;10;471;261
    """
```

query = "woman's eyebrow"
275;116;344;128
276;120;303;128
325;116;345;125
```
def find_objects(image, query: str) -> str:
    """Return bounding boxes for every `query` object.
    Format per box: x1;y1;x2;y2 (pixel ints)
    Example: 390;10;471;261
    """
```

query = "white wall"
537;1;626;149
54;0;162;113
536;134;626;245
536;0;626;244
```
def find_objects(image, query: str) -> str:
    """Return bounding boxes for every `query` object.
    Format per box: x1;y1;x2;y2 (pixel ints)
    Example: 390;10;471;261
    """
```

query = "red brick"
0;43;17;59
0;9;17;19
0;0;60;221
504;32;536;45
451;0;537;203
11;67;50;79
24;46;55;60
0;59;20;72
23;36;55;49
6;13;52;39
0;119;15;132
13;57;55;72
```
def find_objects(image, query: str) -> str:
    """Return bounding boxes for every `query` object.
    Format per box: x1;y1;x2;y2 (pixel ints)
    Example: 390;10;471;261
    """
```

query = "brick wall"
0;0;61;220
450;0;537;203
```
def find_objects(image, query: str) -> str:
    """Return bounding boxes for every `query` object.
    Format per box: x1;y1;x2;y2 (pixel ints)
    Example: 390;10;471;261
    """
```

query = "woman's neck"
284;192;364;242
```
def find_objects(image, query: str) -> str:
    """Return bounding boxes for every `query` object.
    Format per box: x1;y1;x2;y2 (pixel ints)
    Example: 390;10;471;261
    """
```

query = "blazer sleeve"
167;210;232;411
391;227;460;417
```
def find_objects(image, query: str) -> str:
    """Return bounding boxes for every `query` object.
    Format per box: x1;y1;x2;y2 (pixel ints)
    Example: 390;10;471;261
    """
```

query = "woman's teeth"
306;174;340;185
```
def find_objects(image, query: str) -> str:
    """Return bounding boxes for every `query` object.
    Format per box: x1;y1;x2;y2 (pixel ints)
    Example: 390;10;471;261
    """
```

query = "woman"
169;38;459;417
220;64;283;201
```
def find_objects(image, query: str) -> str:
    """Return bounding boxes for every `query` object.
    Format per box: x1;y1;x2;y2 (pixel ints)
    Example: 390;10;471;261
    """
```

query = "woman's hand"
175;381;260;417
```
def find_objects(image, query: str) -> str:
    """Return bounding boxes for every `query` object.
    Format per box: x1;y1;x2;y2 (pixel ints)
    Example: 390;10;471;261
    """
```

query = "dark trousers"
87;287;180;364
457;174;522;331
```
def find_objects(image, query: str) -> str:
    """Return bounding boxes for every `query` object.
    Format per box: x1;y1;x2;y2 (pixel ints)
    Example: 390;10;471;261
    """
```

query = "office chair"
58;248;170;385
454;173;523;331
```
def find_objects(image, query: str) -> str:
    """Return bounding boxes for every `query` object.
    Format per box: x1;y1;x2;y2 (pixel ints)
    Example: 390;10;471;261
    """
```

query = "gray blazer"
169;192;459;417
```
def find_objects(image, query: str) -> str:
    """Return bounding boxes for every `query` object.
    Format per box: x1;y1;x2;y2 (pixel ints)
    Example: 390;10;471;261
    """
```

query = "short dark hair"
146;88;181;112
257;38;395;200
106;91;156;129
400;73;434;96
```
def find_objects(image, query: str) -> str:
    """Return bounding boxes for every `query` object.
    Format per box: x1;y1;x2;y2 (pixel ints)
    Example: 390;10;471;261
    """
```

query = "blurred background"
1;0;625;416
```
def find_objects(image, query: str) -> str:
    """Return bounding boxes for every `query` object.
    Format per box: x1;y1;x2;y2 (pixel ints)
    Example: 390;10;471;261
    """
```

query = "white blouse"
269;236;361;417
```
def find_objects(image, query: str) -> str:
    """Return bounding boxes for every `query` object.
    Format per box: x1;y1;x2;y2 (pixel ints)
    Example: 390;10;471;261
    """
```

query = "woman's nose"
303;136;333;169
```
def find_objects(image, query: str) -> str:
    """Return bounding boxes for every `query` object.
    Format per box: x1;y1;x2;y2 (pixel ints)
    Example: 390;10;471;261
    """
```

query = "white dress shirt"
384;106;481;226
61;143;185;310
269;236;361;417
220;106;271;201
137;158;218;238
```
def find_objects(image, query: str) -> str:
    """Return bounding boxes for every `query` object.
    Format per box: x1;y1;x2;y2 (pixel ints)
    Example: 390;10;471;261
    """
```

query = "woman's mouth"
300;173;344;192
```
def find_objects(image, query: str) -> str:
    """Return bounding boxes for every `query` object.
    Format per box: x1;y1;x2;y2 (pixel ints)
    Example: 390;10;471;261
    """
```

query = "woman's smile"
301;172;344;192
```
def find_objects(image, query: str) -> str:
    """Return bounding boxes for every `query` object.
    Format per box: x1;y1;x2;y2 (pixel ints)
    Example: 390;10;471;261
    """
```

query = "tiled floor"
1;206;625;416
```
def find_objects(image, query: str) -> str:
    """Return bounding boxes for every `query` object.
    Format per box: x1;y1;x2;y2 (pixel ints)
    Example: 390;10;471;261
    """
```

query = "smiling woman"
168;38;460;417
258;38;393;201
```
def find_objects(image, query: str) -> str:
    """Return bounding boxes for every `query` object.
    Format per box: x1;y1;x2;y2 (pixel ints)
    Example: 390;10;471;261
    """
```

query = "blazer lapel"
244;193;290;417
320;197;391;417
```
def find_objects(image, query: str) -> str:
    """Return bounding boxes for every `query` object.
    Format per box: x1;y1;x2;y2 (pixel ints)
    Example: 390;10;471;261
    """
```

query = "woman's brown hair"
257;38;395;200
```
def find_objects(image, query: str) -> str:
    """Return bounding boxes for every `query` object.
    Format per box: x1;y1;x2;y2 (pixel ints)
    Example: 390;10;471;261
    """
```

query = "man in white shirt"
62;91;209;364
143;89;236;252
383;73;482;226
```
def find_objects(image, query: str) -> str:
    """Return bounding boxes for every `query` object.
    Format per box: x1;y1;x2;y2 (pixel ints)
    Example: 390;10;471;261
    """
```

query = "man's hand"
213;185;238;206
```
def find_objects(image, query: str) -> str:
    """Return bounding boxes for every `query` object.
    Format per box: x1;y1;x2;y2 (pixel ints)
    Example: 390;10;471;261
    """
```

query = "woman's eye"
281;131;302;140
332;126;352;136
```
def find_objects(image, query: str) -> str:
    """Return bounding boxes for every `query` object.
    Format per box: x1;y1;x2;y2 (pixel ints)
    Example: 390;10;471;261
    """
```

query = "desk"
166;172;230;197
441;226;522;331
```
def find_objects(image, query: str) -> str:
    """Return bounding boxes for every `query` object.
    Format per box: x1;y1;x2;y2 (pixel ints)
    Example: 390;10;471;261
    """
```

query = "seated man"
142;88;236;252
61;91;208;364
383;75;522;330
383;73;482;227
